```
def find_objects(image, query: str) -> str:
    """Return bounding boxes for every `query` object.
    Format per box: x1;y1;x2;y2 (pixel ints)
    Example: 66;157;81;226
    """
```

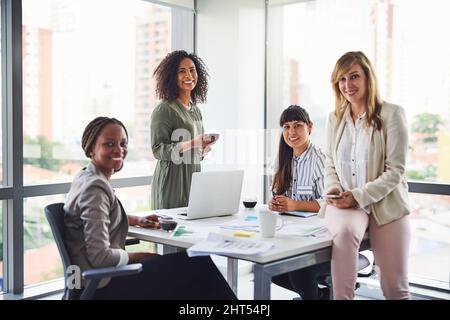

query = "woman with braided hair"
63;116;235;299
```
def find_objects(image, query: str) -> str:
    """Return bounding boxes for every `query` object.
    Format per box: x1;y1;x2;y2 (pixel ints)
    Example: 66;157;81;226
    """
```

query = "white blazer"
319;102;410;226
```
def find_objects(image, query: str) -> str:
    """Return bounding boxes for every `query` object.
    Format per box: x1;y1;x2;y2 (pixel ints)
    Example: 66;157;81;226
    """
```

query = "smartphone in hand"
204;133;220;143
322;194;342;199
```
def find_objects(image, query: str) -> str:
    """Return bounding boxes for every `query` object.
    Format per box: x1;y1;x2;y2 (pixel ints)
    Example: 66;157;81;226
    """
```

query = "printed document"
278;223;328;237
187;233;273;257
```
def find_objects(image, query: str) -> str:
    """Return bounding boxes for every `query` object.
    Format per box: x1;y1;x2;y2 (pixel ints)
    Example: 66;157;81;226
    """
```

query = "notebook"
279;210;317;218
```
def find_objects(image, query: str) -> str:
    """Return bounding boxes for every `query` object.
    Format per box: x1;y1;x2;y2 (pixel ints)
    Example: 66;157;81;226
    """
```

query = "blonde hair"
330;51;383;130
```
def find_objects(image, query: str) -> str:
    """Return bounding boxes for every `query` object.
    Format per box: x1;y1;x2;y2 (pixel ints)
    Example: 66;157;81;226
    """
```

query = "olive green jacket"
150;100;204;209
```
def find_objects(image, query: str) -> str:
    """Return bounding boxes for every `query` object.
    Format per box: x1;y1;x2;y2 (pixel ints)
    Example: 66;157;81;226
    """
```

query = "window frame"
263;0;450;294
1;0;194;296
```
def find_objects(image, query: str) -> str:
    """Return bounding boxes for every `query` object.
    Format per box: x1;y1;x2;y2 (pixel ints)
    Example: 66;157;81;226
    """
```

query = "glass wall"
115;185;156;255
13;0;193;290
23;185;154;286
409;193;450;288
0;0;3;293
0;205;3;293
23;195;64;286
114;185;152;214
267;0;450;288
22;0;172;185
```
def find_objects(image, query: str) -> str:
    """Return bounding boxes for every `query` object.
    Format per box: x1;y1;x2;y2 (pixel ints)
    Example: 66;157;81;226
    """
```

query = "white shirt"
336;109;371;213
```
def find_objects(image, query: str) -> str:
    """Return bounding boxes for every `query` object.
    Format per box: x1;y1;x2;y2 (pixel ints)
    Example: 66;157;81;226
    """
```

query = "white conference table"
128;205;369;300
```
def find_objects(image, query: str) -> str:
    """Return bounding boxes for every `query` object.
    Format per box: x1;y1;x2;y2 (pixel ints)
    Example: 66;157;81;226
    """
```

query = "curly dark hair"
153;50;209;105
82;116;128;158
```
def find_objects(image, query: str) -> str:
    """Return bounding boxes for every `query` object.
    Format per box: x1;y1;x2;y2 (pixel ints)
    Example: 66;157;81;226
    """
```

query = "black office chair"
273;245;375;300
45;202;143;300
316;250;375;299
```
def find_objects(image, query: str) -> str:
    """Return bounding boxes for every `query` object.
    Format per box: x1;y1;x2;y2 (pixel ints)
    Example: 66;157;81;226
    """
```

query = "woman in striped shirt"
269;105;330;300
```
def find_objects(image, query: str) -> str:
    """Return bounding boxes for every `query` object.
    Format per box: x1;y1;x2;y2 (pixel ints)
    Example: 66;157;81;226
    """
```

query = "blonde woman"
321;51;410;300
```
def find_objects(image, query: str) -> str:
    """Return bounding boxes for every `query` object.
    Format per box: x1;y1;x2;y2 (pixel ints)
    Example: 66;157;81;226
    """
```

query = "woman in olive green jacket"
151;51;216;209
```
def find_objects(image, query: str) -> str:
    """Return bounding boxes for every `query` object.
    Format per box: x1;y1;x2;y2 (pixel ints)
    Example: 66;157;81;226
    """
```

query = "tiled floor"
41;257;448;300
40;266;369;300
39;273;302;300
236;270;298;300
233;268;373;300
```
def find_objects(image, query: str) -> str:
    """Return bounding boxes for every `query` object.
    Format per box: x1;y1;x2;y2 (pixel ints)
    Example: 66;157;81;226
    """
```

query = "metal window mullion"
1;0;6;290
1;0;24;294
408;181;450;196
193;0;197;53
143;0;195;12
263;0;269;204
20;176;153;198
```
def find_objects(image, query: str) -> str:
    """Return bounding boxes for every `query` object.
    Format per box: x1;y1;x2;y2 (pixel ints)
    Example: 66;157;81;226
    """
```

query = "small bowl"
159;218;178;232
243;199;257;208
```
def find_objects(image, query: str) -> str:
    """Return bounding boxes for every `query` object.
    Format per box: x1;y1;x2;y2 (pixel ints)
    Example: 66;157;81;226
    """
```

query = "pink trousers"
324;206;410;300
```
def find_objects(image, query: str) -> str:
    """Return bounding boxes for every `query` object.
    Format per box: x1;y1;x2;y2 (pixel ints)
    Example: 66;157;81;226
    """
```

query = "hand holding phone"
204;133;220;143
322;194;342;199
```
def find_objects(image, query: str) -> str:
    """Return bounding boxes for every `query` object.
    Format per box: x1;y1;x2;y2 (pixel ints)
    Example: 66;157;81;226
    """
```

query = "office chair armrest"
82;263;143;280
125;238;140;246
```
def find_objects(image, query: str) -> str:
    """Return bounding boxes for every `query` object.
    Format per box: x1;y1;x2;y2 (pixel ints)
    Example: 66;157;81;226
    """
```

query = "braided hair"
81;117;128;158
153;50;209;105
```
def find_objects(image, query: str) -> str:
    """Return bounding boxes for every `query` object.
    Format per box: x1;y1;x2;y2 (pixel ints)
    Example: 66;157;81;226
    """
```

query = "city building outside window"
17;0;191;288
267;0;450;289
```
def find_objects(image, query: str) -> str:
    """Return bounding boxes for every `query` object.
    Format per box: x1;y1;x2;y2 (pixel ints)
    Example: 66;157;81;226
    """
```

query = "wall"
196;0;266;202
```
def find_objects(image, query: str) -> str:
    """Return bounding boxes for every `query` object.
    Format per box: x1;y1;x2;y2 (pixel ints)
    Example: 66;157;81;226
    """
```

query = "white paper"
171;225;210;238
187;233;273;257
218;217;282;232
277;224;328;237
218;218;260;231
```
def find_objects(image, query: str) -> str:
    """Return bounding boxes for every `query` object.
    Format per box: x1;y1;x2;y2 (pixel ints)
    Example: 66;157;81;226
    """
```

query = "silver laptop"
166;170;244;220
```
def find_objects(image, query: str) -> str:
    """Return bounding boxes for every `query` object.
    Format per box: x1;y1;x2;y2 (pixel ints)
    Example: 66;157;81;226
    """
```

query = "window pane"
114;185;156;254
267;0;450;289
114;185;152;213
409;193;450;288
0;204;3;293
24;195;65;287
22;0;180;185
0;1;2;187
0;2;3;292
23;185;153;287
267;0;450;184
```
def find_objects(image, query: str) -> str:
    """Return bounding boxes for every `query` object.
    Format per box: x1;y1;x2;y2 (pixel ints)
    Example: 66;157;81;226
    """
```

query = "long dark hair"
272;105;311;196
153;50;209;105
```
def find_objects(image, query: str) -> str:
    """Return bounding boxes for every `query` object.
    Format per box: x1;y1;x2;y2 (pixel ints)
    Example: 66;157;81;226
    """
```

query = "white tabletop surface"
128;205;332;264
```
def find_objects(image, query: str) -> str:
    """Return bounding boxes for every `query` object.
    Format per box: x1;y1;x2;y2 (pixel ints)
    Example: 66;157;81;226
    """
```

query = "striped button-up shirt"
280;143;325;203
